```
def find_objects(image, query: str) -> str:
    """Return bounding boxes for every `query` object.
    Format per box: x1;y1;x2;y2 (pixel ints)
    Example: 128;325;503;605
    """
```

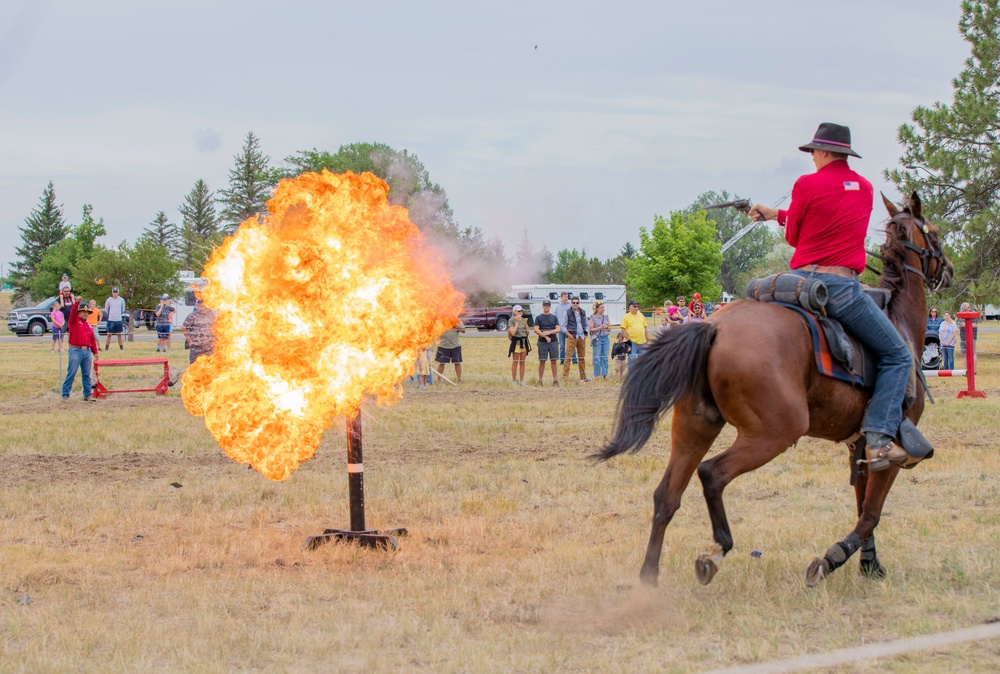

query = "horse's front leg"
640;404;722;586
697;432;794;585
853;469;887;579
806;466;899;587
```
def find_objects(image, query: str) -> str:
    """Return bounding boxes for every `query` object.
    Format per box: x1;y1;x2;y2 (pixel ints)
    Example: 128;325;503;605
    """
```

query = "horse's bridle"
887;212;949;292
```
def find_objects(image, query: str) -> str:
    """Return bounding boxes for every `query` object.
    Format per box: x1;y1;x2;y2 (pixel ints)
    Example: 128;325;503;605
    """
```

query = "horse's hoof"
805;557;829;588
695;554;718;585
639;567;659;587
860;559;887;579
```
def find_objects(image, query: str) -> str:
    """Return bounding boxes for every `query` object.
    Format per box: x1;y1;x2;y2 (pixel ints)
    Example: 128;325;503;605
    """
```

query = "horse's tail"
595;322;717;461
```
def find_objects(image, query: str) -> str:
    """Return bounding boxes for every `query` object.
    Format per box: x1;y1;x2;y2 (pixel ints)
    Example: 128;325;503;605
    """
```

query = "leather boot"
865;436;908;472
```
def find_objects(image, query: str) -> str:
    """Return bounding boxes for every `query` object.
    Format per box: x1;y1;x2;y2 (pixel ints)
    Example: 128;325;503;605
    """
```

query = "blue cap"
160;294;169;300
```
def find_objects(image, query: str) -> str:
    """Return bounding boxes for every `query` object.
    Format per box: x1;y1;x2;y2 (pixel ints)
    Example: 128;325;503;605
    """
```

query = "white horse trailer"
506;284;628;324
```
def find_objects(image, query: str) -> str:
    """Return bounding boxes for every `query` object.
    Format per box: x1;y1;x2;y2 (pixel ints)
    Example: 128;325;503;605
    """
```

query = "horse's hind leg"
640;399;724;587
695;431;802;585
852;470;887;579
806;467;899;587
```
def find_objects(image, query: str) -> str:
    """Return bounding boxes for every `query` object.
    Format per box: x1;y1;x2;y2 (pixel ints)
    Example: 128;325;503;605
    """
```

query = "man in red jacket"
61;300;99;401
749;123;911;471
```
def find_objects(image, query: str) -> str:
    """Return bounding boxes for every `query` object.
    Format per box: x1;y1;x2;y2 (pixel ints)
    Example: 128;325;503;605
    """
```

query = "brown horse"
598;193;952;587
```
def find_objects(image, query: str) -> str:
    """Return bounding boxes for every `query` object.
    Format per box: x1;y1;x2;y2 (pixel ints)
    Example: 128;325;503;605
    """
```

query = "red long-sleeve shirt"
67;301;98;355
776;160;873;274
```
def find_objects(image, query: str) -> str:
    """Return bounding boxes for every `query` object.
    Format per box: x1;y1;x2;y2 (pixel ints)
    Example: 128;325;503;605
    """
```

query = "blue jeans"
628;343;645;363
795;271;911;437
62;346;93;399
558;331;577;365
942;346;955;371
592;335;610;377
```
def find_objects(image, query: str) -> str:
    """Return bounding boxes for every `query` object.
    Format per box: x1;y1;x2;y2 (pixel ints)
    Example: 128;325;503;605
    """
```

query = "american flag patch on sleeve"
844;181;860;191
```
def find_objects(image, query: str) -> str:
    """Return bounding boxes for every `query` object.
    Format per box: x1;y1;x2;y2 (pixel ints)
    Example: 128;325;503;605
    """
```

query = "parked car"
462;305;534;332
7;296;57;336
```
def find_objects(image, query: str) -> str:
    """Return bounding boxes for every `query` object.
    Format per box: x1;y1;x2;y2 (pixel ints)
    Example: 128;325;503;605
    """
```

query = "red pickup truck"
462;305;534;332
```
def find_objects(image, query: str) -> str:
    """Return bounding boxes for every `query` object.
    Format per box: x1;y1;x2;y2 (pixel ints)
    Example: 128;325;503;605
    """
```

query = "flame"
181;171;464;480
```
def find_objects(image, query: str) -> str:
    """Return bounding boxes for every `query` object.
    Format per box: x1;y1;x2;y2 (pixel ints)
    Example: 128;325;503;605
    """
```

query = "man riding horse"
748;122;913;471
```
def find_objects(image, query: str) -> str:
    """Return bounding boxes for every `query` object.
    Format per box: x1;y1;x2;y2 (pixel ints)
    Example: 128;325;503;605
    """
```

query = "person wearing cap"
562;297;591;383
103;287;127;350
621;301;649;362
181;298;216;365
58;273;71;294
61;299;98;401
533;299;561;386
748;122;912;471
154;294;176;352
507;304;531;386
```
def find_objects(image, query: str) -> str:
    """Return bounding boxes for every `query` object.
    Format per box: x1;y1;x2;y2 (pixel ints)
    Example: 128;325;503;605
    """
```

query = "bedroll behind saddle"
746;273;828;313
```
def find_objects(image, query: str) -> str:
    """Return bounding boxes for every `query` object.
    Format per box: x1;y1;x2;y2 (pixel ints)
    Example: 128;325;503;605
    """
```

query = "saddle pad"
775;302;867;387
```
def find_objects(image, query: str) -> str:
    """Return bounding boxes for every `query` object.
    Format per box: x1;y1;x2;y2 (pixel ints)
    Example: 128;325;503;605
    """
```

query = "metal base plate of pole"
304;527;408;551
305;411;406;552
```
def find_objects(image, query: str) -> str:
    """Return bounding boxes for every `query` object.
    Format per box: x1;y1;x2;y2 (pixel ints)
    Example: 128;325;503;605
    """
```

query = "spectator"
155;295;176;352
563;297;590;383
958;302;979;365
58;273;71;294
533;299;561;387
181;299;216;364
554;291;576;366
414;348;431;389
435;318;466;383
59;286;75;327
621;301;649;362
86;299;102;345
61;300;98;401
611;330;632;383
661;300;675;331
685;301;706;323
939;311;958;371
103;287;127;351
589;300;611;380
657;316;670;336
50;300;65;352
674;296;689;323
927;308;942;333
507;305;531;386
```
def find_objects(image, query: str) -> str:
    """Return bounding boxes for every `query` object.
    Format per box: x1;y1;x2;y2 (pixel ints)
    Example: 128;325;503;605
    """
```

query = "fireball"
182;171;464;480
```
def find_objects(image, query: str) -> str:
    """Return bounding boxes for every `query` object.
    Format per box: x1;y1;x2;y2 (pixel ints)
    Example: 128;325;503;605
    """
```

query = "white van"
171;273;208;327
506;284;628;324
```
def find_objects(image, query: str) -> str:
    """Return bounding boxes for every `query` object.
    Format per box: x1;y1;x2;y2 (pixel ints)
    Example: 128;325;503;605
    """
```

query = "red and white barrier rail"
922;311;986;399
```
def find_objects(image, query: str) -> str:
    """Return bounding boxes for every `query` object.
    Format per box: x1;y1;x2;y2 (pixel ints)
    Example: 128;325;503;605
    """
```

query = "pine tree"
10;182;70;293
178;179;221;273
139;211;182;260
218;131;273;233
887;0;1000;301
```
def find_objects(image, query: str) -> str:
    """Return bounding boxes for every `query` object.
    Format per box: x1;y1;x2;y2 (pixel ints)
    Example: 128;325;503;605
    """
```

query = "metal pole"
303;410;408;551
955;311;986;399
346;412;366;531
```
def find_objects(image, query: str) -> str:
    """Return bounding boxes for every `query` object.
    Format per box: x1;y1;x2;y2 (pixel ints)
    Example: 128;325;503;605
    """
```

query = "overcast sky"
0;0;972;278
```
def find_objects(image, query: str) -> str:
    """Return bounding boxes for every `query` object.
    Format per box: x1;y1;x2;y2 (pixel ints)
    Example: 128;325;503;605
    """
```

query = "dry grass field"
1;328;999;673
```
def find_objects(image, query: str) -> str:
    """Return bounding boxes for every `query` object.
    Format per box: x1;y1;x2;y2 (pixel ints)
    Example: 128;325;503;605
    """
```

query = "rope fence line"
702;621;1000;674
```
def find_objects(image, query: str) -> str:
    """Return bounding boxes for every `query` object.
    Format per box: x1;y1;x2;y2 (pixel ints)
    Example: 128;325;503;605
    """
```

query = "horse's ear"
881;192;899;217
910;191;923;220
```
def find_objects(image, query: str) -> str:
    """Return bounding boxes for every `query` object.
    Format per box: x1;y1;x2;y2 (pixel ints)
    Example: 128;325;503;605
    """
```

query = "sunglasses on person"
572;301;580;305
